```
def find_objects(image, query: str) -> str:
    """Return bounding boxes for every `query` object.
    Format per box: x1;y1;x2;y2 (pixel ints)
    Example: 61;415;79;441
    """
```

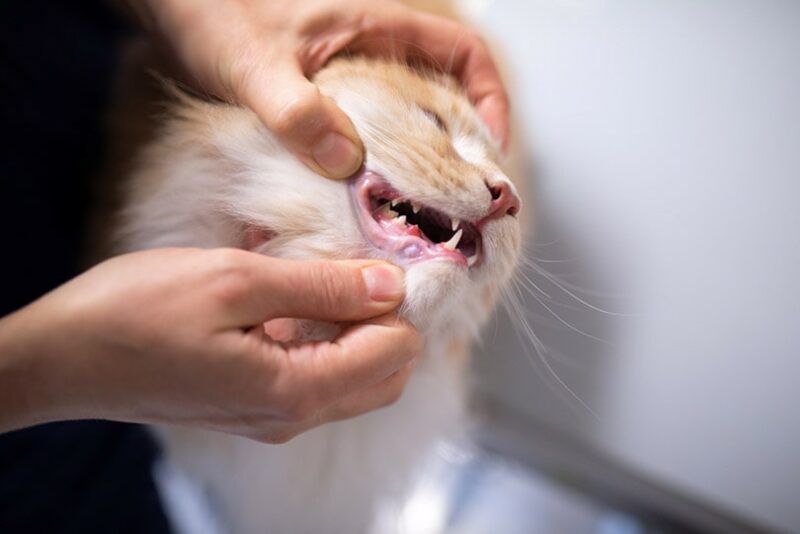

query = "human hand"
0;249;420;443
137;0;509;178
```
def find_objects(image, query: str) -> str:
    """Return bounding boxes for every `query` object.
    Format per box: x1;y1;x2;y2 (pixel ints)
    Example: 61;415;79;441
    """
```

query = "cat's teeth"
378;202;398;218
411;202;421;214
442;229;463;251
467;241;481;267
390;199;400;207
395;215;407;225
451;218;460;232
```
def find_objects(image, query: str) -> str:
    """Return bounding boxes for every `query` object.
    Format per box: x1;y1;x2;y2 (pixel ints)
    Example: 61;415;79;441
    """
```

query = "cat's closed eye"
419;105;447;133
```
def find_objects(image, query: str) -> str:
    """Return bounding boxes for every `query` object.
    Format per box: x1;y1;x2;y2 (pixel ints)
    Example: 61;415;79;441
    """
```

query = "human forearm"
0;303;69;433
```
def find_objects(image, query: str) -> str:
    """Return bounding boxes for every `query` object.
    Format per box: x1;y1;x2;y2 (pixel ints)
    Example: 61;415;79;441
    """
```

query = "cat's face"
313;59;523;330
123;59;522;335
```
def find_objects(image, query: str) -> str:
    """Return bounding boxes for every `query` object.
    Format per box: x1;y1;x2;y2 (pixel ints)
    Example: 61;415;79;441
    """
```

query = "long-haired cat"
109;8;526;534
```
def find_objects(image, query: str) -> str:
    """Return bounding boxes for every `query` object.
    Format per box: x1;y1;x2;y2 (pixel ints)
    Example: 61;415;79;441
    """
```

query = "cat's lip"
350;171;482;268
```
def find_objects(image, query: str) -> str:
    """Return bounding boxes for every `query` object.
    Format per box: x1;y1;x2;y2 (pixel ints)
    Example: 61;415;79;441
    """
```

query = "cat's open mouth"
352;172;481;267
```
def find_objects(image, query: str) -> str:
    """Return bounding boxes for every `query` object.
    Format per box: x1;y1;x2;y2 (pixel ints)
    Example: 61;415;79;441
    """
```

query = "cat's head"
122;58;523;335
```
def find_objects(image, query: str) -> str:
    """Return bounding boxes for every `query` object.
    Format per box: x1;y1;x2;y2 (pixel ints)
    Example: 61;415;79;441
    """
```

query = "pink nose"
486;181;521;220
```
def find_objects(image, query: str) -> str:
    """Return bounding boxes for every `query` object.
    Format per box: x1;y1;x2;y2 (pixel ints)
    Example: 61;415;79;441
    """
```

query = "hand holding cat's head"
121;59;523;337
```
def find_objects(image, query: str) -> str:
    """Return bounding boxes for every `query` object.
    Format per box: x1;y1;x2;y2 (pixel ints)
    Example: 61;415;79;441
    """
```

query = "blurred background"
443;0;799;532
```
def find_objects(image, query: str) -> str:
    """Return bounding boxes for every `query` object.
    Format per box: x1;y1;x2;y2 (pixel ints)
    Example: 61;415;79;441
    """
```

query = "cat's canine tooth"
390;199;400;207
451;218;461;232
442;229;463;251
467;253;478;267
378;202;398;218
395;215;407;225
411;201;421;214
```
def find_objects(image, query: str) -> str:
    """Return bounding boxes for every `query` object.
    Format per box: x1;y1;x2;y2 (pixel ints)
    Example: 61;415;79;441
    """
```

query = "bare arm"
0;249;420;443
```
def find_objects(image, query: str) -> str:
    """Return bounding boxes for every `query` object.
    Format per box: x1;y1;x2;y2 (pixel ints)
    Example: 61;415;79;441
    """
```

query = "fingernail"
361;264;405;302
312;132;362;178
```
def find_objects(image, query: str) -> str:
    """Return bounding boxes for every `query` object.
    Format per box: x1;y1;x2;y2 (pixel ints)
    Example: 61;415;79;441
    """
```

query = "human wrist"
0;300;82;432
0;306;50;431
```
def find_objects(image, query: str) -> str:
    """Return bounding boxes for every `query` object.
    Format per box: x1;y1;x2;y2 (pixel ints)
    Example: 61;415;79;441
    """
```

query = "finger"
276;314;421;409
319;360;416;422
407;14;510;147
474;92;510;150
262;318;301;342
239;58;364;178
347;13;510;148
280;360;416;438
216;252;405;327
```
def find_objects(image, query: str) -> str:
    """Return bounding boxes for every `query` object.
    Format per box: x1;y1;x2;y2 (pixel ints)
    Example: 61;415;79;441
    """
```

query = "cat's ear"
243;225;275;251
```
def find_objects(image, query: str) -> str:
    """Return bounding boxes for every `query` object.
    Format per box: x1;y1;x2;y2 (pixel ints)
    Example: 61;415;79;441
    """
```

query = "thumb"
219;255;406;328
241;60;364;179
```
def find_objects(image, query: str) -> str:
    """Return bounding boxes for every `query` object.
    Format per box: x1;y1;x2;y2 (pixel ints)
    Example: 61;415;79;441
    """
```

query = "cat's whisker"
528;236;563;248
513;277;610;345
513;266;551;299
519;252;633;316
500;282;596;417
520;255;575;264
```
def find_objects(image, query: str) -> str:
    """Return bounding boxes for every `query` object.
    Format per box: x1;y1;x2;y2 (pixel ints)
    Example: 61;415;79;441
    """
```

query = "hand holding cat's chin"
0;248;422;443
134;0;509;177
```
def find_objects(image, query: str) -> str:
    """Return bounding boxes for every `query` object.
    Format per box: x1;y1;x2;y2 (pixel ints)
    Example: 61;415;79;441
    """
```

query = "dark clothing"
0;1;170;531
0;422;170;533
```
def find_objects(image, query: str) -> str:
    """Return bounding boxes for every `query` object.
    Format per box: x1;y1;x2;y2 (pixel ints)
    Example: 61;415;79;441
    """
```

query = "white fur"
452;133;487;165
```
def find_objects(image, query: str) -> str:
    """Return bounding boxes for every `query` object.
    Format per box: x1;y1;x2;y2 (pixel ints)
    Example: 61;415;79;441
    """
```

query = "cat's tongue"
350;171;481;268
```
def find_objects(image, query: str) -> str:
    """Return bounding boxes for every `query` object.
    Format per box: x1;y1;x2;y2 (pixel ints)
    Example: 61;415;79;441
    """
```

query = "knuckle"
260;429;297;445
225;39;264;98
382;379;406;408
208;247;247;274
282;397;317;424
272;87;325;140
206;249;252;304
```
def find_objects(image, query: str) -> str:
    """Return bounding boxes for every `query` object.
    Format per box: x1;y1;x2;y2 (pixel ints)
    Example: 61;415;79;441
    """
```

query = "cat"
108;10;525;534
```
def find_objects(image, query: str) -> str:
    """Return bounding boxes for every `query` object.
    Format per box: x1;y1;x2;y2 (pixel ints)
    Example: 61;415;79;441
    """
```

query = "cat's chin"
400;260;468;330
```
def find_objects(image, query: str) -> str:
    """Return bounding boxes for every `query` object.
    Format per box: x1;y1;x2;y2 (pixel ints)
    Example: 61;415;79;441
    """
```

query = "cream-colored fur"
112;48;523;534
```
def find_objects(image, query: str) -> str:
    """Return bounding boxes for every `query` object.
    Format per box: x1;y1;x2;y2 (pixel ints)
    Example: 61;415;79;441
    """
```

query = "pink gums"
350;171;470;267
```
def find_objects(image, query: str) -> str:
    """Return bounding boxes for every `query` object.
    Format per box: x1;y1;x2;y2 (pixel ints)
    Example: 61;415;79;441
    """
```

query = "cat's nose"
486;180;521;219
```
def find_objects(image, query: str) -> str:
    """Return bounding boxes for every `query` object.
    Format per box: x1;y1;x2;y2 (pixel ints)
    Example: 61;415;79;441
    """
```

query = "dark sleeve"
0;422;171;534
0;1;170;532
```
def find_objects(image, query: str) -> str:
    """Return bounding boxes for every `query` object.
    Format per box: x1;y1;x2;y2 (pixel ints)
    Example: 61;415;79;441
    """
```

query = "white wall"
466;1;800;532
